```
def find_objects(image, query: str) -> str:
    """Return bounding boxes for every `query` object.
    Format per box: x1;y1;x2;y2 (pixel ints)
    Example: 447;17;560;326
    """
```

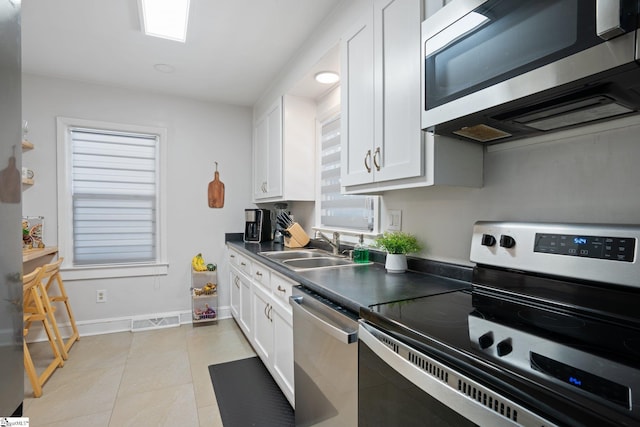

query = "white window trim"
56;116;168;280
314;111;380;245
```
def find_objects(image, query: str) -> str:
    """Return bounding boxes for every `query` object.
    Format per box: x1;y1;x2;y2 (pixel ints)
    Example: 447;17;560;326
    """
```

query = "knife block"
284;223;310;248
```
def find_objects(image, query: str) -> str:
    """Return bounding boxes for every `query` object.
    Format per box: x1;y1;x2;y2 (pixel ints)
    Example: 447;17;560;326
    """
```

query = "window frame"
314;109;380;243
56;117;168;280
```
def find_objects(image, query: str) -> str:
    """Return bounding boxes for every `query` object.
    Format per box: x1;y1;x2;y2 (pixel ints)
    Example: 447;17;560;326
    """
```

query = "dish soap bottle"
353;234;369;263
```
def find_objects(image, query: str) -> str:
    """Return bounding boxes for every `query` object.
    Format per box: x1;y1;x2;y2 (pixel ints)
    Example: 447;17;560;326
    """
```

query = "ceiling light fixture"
315;71;340;85
138;0;191;43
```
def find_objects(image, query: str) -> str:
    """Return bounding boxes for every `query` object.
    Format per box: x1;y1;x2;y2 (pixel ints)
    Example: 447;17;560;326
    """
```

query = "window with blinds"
320;116;375;231
70;129;158;266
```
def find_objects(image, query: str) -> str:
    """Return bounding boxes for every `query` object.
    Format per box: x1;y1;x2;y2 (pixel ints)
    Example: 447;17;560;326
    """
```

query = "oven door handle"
290;296;358;344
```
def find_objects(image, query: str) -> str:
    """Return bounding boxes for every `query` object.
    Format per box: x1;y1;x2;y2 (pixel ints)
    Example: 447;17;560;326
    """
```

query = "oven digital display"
531;352;630;409
534;233;635;262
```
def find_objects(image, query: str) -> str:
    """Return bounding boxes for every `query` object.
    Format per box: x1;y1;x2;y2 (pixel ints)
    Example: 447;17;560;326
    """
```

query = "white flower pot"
385;253;407;273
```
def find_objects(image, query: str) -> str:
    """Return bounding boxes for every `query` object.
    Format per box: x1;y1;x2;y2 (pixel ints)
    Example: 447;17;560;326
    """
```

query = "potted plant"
374;231;422;273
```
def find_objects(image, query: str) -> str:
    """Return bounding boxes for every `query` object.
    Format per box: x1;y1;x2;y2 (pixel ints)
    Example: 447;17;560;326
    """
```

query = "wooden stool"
41;258;79;356
23;267;64;398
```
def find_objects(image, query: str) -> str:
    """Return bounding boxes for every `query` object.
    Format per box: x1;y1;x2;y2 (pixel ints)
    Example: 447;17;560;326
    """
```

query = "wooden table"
23;246;58;274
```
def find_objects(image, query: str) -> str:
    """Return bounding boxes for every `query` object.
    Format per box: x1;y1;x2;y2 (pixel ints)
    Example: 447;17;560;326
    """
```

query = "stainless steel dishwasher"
290;285;358;427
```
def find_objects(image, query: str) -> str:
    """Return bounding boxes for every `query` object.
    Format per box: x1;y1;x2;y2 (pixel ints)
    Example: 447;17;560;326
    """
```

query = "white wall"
22;74;253;332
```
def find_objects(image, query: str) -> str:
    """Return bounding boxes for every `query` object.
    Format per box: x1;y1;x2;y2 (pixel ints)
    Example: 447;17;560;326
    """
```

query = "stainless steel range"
359;221;640;426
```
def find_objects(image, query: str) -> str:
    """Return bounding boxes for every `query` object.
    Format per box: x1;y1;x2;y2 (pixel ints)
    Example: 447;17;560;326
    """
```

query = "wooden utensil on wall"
208;162;225;208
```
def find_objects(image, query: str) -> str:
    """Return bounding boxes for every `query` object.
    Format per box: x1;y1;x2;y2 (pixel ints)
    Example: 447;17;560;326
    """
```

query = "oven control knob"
478;332;494;349
481;234;496;247
500;235;516;248
497;339;513;357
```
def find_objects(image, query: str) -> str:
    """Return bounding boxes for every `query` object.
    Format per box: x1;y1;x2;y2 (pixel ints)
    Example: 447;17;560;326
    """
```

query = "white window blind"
70;129;158;266
320;116;375;231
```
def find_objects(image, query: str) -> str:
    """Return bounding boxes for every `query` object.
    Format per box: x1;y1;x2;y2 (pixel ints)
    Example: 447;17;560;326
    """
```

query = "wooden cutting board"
208;166;225;208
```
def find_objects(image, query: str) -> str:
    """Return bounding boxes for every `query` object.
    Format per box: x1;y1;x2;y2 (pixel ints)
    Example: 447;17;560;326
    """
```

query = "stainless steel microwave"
421;0;640;143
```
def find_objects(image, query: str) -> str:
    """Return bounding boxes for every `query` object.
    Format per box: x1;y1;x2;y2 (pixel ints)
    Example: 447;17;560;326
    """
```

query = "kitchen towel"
208;356;294;427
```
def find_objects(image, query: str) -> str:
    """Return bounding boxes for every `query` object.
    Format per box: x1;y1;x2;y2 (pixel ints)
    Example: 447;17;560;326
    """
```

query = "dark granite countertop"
226;237;472;314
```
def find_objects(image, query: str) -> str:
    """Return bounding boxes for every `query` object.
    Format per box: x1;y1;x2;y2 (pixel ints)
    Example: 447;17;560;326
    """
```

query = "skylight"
138;0;191;43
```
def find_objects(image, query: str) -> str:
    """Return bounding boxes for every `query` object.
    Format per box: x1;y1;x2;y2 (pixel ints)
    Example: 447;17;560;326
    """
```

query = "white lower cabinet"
271;298;294;402
230;271;240;319
227;246;295;407
252;283;274;362
238;271;253;337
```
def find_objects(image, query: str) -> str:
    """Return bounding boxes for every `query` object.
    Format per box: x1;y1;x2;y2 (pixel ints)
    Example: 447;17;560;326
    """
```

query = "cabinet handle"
230;254;235;258
240;262;247;266
277;285;286;293
268;305;273;322
255;271;262;277
373;147;381;171
364;149;372;173
234;277;240;288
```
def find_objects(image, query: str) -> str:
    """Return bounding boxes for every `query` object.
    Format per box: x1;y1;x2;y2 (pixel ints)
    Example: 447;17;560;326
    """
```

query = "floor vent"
131;315;180;332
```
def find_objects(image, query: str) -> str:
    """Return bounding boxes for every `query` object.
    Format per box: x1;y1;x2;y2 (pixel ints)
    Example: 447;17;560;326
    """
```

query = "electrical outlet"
96;289;107;303
388;209;402;231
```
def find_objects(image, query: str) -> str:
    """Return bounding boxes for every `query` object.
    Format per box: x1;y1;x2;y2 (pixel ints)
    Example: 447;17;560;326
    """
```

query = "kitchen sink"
258;249;370;271
258;249;327;261
282;257;355;269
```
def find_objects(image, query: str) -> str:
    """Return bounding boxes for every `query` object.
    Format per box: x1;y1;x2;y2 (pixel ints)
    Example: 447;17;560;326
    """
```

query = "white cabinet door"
239;274;252;336
230;269;241;320
272;299;294;407
253;100;283;200
266;102;283;198
252;284;274;364
373;0;423;183
253;116;269;200
341;13;375;187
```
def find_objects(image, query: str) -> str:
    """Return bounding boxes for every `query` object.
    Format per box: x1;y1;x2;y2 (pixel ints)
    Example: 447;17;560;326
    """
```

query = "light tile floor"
23;319;255;427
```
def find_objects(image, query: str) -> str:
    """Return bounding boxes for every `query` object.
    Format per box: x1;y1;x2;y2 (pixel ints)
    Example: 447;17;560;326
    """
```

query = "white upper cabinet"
253;95;316;202
341;0;423;188
373;0;423;183
341;0;482;193
341;11;375;187
253;100;283;200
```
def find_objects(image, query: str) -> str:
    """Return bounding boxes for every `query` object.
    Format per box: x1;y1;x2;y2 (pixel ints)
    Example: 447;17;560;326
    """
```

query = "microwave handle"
596;0;636;40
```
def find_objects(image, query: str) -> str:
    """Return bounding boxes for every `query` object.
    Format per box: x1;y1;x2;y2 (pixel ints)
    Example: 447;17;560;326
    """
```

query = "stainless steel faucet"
316;231;340;255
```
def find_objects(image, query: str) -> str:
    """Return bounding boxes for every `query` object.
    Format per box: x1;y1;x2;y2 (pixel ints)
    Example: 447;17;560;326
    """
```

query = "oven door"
358;322;557;427
421;0;639;131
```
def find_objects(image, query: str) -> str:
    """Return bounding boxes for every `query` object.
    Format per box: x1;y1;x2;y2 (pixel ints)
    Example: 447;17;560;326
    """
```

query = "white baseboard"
25;305;233;342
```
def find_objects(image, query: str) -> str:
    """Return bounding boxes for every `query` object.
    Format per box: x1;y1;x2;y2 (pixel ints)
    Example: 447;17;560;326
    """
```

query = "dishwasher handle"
290;296;358;344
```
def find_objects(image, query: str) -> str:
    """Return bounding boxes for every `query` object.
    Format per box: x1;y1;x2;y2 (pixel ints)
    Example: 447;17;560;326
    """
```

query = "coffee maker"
244;209;271;242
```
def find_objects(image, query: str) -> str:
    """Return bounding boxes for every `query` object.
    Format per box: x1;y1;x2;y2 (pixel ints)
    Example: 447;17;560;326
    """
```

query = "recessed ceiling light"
315;71;340;84
138;0;190;43
153;63;175;73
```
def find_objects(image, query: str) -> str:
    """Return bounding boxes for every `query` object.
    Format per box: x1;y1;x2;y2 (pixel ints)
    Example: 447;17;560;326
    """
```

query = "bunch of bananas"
192;253;207;271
